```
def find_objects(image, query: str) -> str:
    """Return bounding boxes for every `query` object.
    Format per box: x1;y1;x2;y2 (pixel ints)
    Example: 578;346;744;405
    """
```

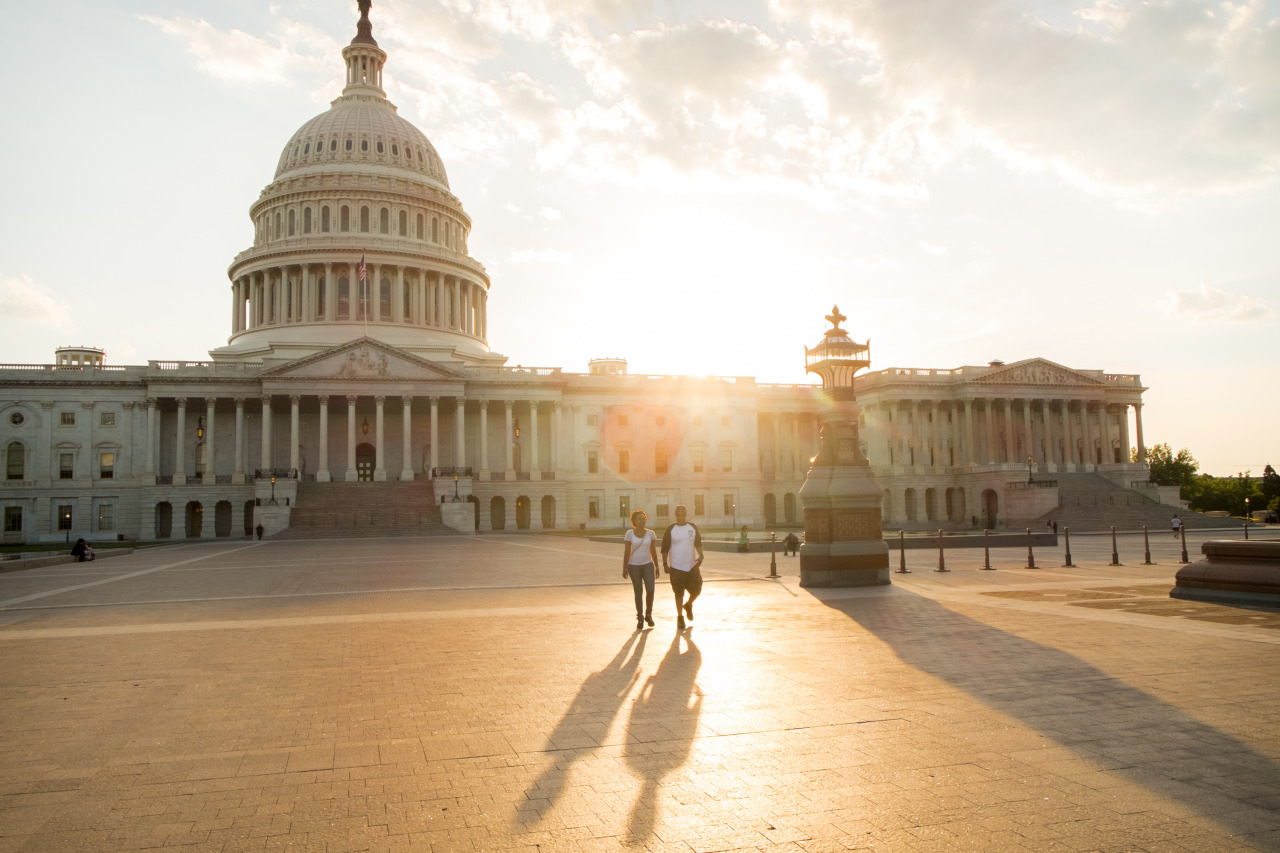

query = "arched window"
340;205;350;232
338;276;350;319
303;207;312;234
6;441;24;480
287;209;295;236
361;138;369;152
360;206;370;232
379;208;389;234
431;218;439;242
380;278;391;320
654;441;668;474
321;206;330;232
398;210;407;236
376;140;384;154
345;138;353;151
416;213;424;239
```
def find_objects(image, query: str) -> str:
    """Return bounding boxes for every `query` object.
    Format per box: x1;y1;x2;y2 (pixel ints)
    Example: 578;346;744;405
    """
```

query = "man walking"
1171;514;1182;538
661;505;704;631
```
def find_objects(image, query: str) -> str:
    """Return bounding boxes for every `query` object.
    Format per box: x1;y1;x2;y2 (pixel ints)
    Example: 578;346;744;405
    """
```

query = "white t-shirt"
625;529;656;565
1171;517;1182;530
663;522;702;571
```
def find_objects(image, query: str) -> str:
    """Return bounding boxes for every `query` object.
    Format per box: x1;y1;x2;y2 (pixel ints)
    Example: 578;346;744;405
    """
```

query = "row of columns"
231;263;487;339
763;413;817;478
143;395;562;484
861;398;1145;470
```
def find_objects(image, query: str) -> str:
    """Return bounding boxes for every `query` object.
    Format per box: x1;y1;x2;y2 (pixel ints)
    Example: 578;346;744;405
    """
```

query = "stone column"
374;396;386;480
1040;399;1052;467
205;397;217;478
1021;399;1034;465
429;397;439;474
1119;404;1131;463
174;397;188;485
317;396;330;482
529;401;540;477
146;398;158;477
453;278;462;329
400;396;414;481
260;396;273;472
231;280;240;333
454;397;467;469
394;267;405;324
233;398;245;483
1063;401;1076;469
789;416;800;475
553;402;563;474
1001;399;1013;464
504;400;515;476
1134;403;1146;463
324;263;335;321
478;400;490;479
1083;402;1096;466
346;396;358;481
1102;403;1115;465
122;401;136;478
963;399;975;465
289;395;301;474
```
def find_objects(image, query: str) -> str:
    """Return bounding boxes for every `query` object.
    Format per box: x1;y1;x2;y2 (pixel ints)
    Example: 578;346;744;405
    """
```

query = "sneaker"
645;615;654;627
684;601;694;622
637;616;644;631
677;620;686;631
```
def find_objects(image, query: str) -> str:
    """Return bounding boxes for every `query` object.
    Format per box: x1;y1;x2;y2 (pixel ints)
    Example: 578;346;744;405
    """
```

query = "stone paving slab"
0;531;1278;852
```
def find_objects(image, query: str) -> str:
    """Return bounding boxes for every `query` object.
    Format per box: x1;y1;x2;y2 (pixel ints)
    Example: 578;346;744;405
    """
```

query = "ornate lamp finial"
826;305;847;333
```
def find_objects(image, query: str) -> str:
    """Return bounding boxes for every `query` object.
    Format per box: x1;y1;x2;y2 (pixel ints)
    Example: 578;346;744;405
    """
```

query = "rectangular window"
99;412;116;427
722;450;733;472
59;453;74;479
99;452;115;479
617;450;630;474
586;414;598;427
98;503;115;531
619;495;631;519
587;497;600;519
693;495;705;516
57;505;73;531
692;449;704;473
3;507;21;533
587;451;599;474
656;497;669;518
723;495;735;516
60;411;76;427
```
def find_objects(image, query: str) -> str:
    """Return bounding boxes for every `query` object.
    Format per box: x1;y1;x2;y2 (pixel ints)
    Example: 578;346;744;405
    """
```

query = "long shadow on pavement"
624;632;702;845
516;629;649;828
821;590;1280;850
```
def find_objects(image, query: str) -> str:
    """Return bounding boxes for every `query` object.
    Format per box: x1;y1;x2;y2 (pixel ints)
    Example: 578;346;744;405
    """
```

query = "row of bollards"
890;523;1194;572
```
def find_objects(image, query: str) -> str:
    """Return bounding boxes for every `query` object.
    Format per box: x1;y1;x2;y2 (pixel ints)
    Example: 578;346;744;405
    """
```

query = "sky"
0;0;1276;477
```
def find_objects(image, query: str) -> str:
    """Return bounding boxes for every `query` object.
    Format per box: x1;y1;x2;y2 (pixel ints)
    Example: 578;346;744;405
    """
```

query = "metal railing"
254;468;299;479
430;467;473;478
1006;480;1058;490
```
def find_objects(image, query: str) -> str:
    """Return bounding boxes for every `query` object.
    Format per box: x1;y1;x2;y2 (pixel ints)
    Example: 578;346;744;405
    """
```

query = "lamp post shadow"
515;630;648;829
623;633;703;845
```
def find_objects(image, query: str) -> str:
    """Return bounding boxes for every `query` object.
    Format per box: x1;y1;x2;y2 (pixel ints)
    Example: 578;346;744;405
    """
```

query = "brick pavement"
1;530;1278;852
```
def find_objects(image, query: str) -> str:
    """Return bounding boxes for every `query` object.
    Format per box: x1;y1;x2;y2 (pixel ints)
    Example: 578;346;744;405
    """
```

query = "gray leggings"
627;562;656;617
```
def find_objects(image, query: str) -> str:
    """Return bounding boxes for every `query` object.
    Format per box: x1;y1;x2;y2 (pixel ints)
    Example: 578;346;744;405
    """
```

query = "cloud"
1166;284;1273;323
0;274;72;328
140;14;336;85
919;242;946;256
510;248;575;263
539;207;562;220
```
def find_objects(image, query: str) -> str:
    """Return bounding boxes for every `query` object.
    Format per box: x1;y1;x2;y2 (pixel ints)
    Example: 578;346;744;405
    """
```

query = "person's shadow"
821;590;1280;850
624;633;702;845
516;631;648;828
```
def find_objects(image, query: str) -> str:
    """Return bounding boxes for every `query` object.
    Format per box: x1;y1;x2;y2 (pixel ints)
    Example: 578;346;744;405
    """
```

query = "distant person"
783;532;800;556
255;523;265;540
661;505;704;632
737;525;749;553
1171;514;1182;538
622;510;660;631
1053;520;1058;534
70;538;88;562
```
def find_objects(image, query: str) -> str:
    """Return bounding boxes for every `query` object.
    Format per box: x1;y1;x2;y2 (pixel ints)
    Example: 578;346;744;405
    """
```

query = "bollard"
1180;524;1189;563
769;531;778;578
896;529;910;573
1063;526;1075;567
1026;527;1037;569
936;529;949;572
1109;525;1121;566
1244;522;1249;540
982;528;994;570
1143;525;1152;565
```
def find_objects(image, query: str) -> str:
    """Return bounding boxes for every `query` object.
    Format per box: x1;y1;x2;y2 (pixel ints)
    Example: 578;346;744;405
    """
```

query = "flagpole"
360;252;368;337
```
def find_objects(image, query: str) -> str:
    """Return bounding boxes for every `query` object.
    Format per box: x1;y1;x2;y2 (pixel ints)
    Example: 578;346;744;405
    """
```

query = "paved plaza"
1;529;1279;852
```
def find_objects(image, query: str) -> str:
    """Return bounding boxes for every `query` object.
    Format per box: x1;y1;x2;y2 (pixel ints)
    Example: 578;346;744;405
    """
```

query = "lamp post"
453;473;460;502
268;475;278;506
1026;454;1037;484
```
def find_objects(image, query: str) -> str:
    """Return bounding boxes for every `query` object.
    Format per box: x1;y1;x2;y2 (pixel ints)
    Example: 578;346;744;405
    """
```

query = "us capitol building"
0;4;1156;544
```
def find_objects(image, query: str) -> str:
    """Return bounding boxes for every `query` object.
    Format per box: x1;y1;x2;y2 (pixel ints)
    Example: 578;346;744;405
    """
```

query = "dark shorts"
668;566;702;598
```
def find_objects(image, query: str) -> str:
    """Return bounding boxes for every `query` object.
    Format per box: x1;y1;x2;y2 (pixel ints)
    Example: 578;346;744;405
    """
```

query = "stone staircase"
1036;473;1243;533
273;481;457;539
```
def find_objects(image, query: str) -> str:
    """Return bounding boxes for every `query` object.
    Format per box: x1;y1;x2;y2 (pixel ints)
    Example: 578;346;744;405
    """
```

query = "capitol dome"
212;2;503;367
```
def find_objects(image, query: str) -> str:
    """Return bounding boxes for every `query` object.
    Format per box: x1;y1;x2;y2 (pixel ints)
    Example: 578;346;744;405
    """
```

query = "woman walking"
623;510;661;631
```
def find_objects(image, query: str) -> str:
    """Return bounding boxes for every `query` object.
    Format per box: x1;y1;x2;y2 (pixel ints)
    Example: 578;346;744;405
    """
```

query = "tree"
1261;464;1280;506
1144;443;1199;493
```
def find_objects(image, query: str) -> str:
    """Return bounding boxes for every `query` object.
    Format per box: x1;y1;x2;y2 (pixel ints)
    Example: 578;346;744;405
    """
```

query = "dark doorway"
244;501;255;537
541;495;556;529
155;502;173;539
783;492;797;524
516;496;531;530
490;496;506;531
982;489;999;529
356;442;375;481
185;501;203;538
468;495;480;530
215;501;232;537
763;493;777;527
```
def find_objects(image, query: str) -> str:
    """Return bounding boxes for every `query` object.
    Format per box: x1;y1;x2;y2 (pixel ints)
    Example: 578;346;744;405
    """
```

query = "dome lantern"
341;0;387;99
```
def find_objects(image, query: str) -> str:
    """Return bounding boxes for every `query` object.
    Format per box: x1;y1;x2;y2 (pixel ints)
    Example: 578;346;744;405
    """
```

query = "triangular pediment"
260;338;465;382
972;358;1106;387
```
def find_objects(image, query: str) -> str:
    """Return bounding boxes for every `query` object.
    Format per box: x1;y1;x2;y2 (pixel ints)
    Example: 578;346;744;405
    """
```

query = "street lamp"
268;475;278;506
453;473;460;502
1026;455;1037;484
1245;496;1250;521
